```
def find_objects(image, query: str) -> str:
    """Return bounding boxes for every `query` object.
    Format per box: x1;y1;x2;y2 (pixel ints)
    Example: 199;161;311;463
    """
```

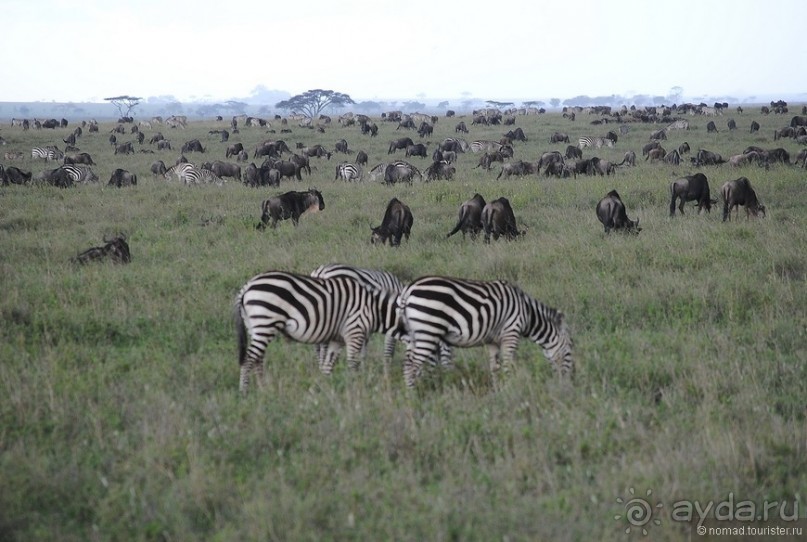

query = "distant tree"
402;101;426;112
522;100;545;109
275;89;355;118
550;98;561;108
486;100;514;109
437;101;450;109
104;95;142;118
355;101;383;113
668;86;684;103
224;101;248;115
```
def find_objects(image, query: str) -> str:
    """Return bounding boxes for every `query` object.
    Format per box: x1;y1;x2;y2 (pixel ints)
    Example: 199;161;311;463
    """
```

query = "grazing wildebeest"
596;190;640;234
765;147;790;165
71;235;131;265
289;154;311;175
108;168;137;187
388;137;414;154
37;167;73;188
424;160;455;181
504;127;527;142
2;166;32;185
114;141;134;155
446;193;486;239
205;160;241;181
497;160;537;179
181;139;205;153
256;188;325;230
678;142;691;155
335;139;350;154
418;122;433;138
727;118;737;131
706;120;719;133
750;120;760;133
226;142;244;158
695;149;725;166
156;140;172;151
42;118;59;129
721;177;766;221
150;160;167;177
669;173;715;215
405;143;428;158
481;197;522;243
371;197;413;246
243;163;260;187
565;145;582;160
642;141;662;157
617;151;636;167
264;159;304;181
63;152;95;166
664;149;681;165
384;161;421;185
475;151;505;170
455;121;468;133
257;165;281;187
149;133;165;144
550;132;569;143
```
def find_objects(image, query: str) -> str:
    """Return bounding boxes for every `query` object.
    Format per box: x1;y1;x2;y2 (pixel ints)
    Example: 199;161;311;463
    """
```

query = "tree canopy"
275;89;355;118
104;95;142;118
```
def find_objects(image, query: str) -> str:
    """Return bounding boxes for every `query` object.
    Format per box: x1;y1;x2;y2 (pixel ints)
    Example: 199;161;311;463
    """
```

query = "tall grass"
1;108;805;541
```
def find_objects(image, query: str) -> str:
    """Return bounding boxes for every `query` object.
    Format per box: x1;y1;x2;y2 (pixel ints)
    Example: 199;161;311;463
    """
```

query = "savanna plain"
0;106;805;542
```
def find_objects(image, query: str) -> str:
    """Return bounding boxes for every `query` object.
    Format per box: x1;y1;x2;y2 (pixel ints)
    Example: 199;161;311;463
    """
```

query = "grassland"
0;107;805;541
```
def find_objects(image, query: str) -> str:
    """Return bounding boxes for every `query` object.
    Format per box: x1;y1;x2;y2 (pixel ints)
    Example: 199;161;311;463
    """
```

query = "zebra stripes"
235;270;399;394
469;140;503;153
397;275;574;387
665;119;690;132
60;164;98;184
31;146;63;160
164;163;224;185
335;162;362;182
577;136;614;149
310;263;403;362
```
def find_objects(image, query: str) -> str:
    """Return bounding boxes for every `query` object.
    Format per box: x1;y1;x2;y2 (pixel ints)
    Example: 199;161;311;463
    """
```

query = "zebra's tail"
234;293;248;367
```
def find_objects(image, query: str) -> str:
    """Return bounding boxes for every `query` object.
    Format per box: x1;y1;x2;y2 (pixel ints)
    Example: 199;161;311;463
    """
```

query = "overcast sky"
4;0;805;104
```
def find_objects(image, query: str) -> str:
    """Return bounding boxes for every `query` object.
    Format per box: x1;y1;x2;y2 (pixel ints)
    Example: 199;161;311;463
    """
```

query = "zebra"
577;136;614;150
31;146;63;161
665;119;690;132
310;263;404;363
335;162;362;182
469;140;503;154
164;163;223;185
397;276;574;388
60;164;99;184
234;270;400;394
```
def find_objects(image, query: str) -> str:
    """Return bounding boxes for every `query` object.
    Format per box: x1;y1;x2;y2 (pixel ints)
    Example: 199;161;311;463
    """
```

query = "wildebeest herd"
2;102;797;390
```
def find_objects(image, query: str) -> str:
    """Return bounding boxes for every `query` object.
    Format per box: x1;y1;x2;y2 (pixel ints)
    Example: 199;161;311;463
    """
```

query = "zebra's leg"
319;341;342;375
404;332;438;387
239;329;275;395
487;344;502;374
438;343;454;369
344;332;368;371
382;333;397;364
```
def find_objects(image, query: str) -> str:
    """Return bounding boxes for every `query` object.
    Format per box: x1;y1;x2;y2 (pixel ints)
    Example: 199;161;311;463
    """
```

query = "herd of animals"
1;101;802;388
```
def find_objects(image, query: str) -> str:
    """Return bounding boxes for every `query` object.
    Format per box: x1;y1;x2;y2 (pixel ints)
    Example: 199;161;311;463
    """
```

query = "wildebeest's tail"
446;209;467;238
234;293;248;367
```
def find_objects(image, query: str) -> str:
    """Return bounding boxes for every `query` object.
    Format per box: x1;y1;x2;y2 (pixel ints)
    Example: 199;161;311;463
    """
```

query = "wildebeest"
565;145;582;160
150;160;167;177
114;141;135;155
157;140;172;151
669;173;715;215
243;163;260;187
497;160;537;179
383;161;421;184
694;149;725;166
481;197;522;243
388;137;414;154
371;197;413;246
405;143;428;158
335;139;350;154
424;160;456;181
550;132;570;143
504;127;527;142
226;142;244;158
149;133;165;144
203;160;242;181
181;139;205;153
63;152;95;166
750;120;760;133
262;159;305;181
706;120;719;133
2;166;32;185
257;188;325;230
678;142;691;155
71;235;131;265
721;177;765;221
596;190;640;234
455;121;468;133
299;144;331;160
727;118;737;131
590;157;615;175
616;151;636;167
417;122;433;138
446;193;486;240
108;168;138;187
36;167;73;188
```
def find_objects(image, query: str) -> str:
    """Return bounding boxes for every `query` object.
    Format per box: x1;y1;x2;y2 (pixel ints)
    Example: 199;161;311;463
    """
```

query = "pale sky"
4;0;805;104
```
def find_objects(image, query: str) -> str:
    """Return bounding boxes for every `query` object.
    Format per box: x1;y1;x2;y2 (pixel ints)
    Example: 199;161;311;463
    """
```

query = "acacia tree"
104;95;142;118
275;89;355;118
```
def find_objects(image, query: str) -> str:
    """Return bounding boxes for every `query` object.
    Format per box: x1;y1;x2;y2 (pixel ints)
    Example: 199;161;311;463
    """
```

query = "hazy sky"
4;0;805;104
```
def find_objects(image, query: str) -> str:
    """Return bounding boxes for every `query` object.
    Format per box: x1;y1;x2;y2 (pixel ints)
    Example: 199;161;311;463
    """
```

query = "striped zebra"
335;162;362;182
310;263;404;362
60;164;99;184
31;146;64;160
469;140;503;153
164;163;223;185
397;276;574;388
235;270;400;393
577;136;614;150
665;119;690;132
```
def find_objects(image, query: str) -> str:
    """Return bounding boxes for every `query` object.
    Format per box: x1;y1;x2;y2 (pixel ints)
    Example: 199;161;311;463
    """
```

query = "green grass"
1;108;805;541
